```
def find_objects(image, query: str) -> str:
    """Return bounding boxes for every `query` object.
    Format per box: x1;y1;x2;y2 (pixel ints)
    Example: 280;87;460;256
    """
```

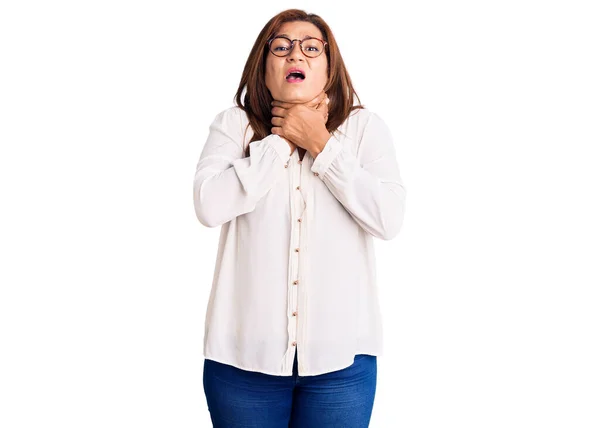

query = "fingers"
316;103;328;122
319;90;328;104
315;94;329;122
271;116;284;127
316;92;329;109
271;106;287;117
313;91;326;105
317;95;329;109
307;90;327;108
315;98;326;112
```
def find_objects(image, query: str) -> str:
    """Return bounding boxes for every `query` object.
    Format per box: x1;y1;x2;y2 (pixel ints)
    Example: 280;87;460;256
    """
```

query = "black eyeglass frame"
266;36;329;58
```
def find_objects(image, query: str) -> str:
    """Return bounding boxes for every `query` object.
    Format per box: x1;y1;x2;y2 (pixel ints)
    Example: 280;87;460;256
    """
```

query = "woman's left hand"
271;94;330;156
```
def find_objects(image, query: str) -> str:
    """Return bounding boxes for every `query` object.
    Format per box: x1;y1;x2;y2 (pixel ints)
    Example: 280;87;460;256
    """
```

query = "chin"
280;93;311;103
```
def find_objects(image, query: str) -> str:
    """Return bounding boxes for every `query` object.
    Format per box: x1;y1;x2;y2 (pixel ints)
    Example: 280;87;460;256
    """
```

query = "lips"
285;67;305;81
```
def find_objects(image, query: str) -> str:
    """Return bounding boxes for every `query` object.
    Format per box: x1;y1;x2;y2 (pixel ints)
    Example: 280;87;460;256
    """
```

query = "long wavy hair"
234;9;364;158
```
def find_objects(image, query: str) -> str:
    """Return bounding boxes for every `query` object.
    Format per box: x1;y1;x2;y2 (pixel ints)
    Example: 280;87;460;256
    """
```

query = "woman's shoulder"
208;106;249;139
211;105;245;124
342;106;391;137
348;106;388;125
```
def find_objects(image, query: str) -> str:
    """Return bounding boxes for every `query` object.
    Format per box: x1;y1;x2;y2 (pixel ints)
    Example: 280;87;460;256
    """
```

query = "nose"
287;42;305;62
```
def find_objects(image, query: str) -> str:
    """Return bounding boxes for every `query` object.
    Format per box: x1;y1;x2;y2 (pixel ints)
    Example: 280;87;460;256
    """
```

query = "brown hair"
234;9;364;157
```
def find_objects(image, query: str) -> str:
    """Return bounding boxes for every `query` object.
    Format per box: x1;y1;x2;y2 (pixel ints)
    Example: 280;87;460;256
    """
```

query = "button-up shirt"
193;105;406;376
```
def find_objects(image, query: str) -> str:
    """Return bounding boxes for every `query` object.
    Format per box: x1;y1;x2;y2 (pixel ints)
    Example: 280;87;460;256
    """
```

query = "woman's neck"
297;147;307;161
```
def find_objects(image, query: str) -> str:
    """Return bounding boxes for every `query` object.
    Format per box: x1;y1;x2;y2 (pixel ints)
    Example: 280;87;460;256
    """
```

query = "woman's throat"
297;147;307;161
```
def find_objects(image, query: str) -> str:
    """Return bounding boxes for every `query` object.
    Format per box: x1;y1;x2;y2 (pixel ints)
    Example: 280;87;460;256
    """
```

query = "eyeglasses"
267;36;328;58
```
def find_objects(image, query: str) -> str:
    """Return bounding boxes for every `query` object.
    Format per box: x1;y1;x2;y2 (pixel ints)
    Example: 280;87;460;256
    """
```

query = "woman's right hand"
274;90;329;154
305;90;329;123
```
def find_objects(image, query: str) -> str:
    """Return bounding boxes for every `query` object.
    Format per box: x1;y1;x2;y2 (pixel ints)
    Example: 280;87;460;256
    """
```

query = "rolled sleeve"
310;134;343;177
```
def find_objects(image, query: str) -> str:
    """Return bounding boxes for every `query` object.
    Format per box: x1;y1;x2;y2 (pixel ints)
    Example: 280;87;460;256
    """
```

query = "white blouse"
193;105;407;376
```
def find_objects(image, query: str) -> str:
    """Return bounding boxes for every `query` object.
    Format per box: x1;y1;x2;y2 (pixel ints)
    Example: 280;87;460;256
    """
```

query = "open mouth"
286;71;305;83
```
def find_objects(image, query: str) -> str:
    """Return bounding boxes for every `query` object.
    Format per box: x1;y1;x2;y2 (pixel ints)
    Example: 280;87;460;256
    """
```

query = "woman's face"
265;21;329;104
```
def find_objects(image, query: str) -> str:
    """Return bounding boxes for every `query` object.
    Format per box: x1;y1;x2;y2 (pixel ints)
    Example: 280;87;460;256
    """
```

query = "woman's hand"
271;91;330;158
301;90;329;122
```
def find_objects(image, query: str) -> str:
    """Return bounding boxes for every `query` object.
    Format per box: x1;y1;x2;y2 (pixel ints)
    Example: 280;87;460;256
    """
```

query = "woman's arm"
310;112;407;240
193;108;292;228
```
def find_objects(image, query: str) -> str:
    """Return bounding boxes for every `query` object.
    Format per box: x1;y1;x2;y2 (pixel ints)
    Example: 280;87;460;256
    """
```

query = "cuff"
310;135;343;177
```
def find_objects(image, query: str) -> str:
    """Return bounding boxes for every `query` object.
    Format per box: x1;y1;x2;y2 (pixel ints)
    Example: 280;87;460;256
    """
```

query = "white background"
1;0;599;427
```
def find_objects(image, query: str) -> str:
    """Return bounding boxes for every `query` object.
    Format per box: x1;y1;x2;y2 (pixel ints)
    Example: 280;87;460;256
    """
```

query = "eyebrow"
275;33;316;40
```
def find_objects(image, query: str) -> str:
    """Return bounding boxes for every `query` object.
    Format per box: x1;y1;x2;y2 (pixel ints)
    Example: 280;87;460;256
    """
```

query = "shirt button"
297;218;302;222
291;341;297;346
295;248;300;252
285;164;288;168
293;280;298;285
313;172;319;176
292;311;297;316
296;186;300;190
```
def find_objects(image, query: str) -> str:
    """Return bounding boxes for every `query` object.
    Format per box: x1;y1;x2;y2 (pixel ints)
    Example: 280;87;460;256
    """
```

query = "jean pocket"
354;354;373;362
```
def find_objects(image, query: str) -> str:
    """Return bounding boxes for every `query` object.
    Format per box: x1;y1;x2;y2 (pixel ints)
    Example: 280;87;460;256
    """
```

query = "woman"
193;8;407;427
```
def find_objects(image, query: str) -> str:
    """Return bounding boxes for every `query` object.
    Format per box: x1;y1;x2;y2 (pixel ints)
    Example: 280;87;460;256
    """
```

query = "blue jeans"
203;349;377;427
